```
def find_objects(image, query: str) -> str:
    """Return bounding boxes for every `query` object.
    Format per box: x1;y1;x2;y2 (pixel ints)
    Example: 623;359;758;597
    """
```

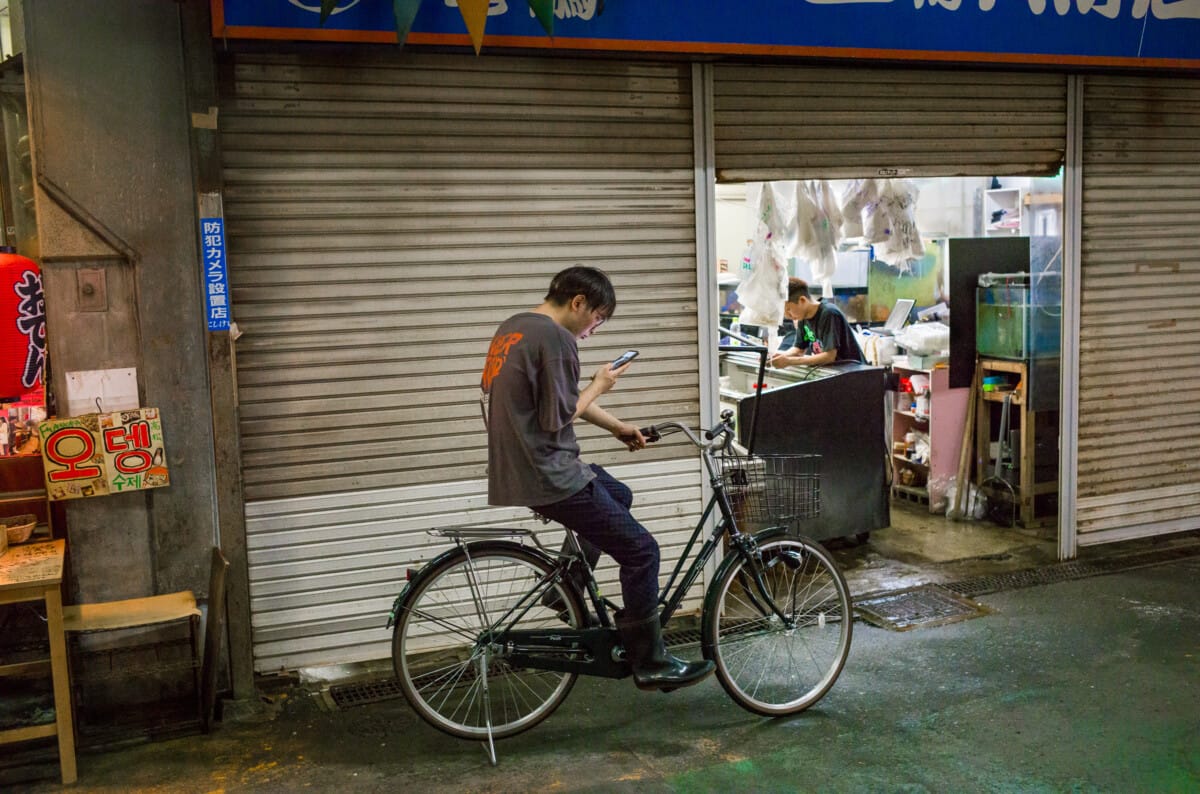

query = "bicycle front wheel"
701;532;852;716
392;542;586;740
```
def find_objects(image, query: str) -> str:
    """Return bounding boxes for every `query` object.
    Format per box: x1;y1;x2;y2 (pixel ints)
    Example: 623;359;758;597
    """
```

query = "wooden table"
0;540;76;784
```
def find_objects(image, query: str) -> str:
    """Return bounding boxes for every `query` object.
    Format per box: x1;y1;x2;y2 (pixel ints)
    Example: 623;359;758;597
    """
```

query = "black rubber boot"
616;613;715;692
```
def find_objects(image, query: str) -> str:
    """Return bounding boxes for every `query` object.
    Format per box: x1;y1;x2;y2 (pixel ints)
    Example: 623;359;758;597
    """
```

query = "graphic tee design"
482;331;523;391
480;313;593;506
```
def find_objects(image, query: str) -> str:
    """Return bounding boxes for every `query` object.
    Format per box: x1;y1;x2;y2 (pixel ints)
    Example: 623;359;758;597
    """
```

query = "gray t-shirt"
481;312;594;507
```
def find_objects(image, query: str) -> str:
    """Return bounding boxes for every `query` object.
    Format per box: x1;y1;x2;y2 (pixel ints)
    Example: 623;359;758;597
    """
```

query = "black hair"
545;265;617;317
787;277;812;303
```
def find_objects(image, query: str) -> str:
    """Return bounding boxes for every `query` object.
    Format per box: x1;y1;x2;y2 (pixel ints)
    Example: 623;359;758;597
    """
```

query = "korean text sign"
38;408;170;501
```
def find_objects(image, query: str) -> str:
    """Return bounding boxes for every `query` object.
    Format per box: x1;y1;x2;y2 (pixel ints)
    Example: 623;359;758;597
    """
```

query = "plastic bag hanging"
738;183;791;328
839;178;880;239
872;179;924;269
794;181;844;298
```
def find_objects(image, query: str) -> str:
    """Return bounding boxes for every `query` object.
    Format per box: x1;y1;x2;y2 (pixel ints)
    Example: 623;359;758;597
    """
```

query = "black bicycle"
387;410;852;763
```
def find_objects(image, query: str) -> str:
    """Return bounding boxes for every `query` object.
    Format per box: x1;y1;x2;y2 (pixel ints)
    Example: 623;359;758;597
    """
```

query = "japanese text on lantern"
200;217;231;332
37;408;170;500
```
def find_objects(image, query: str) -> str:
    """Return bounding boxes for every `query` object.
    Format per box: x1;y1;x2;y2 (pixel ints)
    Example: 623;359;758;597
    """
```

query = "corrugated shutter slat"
1077;75;1200;543
221;52;701;672
713;65;1066;180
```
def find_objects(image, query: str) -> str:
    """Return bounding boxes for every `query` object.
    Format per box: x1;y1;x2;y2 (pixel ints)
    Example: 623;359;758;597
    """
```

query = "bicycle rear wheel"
701;531;852;716
392;541;586;740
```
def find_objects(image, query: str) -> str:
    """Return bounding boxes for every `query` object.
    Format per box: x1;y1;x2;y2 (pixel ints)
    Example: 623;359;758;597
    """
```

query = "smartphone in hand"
611;349;639;368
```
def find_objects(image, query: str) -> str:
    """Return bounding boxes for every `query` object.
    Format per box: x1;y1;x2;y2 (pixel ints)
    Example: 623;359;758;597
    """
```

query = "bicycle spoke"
405;607;486;643
428;656;480;723
706;537;851;716
394;544;582;741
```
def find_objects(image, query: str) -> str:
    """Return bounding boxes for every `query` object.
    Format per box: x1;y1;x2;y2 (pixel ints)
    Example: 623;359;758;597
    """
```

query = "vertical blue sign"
200;217;231;332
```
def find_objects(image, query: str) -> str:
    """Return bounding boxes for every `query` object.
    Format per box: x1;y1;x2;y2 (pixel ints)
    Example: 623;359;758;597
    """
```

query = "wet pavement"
7;506;1200;792
832;499;1061;596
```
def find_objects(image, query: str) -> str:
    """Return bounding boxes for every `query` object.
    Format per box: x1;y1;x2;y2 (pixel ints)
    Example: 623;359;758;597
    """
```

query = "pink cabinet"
891;363;970;513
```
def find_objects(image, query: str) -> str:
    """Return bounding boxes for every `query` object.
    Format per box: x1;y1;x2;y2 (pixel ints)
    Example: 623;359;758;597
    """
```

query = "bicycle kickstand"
478;649;498;766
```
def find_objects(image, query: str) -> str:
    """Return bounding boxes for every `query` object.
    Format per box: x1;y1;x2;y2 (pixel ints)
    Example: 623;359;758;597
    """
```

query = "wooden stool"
974;359;1058;527
63;548;228;733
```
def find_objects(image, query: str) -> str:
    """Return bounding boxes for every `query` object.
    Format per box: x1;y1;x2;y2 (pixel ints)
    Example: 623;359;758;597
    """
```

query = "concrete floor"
834;498;1061;595
8;504;1200;792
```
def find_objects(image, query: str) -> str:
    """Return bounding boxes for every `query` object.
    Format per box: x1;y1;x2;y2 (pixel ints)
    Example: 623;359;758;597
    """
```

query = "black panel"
737;364;888;541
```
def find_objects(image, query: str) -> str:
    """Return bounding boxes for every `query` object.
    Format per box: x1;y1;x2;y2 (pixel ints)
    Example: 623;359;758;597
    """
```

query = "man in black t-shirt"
769;277;866;368
481;265;713;692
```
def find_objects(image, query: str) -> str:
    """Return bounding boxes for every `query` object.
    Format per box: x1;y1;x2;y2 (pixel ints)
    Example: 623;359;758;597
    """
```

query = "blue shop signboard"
214;0;1200;67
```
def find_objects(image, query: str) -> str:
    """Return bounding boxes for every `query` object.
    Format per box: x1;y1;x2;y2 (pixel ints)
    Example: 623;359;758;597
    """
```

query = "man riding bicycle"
480;265;714;692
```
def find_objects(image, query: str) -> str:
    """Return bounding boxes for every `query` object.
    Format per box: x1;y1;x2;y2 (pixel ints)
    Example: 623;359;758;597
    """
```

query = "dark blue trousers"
534;464;660;621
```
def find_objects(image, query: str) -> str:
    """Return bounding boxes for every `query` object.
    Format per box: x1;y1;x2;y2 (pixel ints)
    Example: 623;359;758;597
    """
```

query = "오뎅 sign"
38;408;170;501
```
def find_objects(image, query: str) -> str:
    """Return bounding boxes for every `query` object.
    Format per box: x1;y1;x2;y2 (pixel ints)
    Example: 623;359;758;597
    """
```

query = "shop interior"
714;175;1064;581
0;398;44;455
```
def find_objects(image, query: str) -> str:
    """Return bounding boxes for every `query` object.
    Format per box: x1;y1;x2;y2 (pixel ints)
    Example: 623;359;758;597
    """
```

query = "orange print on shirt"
481;332;523;390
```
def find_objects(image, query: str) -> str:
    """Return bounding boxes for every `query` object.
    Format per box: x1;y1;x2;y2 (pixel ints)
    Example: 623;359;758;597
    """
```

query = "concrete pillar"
23;0;219;623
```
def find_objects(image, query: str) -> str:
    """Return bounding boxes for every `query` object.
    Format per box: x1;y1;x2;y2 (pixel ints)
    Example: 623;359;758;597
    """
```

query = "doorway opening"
713;175;1064;590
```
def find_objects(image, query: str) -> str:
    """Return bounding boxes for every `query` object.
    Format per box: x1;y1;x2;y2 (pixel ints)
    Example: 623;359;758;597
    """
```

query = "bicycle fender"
385;540;559;629
699;527;796;647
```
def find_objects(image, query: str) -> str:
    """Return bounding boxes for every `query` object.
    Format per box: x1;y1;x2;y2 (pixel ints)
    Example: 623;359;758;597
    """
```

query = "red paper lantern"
0;252;45;401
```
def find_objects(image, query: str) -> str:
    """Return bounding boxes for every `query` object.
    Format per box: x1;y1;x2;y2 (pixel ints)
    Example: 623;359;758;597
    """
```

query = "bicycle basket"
717;451;821;531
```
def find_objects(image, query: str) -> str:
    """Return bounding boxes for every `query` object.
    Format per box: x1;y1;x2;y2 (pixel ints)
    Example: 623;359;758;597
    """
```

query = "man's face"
783;297;808;322
566;295;608;339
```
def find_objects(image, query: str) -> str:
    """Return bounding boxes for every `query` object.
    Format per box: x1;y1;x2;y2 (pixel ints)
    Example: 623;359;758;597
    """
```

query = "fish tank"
976;272;1061;361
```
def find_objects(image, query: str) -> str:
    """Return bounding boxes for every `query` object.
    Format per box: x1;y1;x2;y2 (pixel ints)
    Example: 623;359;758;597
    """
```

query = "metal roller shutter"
712;64;1066;180
219;51;702;671
1076;75;1200;545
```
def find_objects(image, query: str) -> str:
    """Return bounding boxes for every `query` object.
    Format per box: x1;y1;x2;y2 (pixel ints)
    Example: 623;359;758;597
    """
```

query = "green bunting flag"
319;0;339;25
526;0;554;37
315;0;575;51
392;0;424;45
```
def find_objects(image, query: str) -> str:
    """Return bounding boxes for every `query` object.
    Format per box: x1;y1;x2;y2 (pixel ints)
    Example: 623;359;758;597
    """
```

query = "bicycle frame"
418;417;796;681
652;420;794;629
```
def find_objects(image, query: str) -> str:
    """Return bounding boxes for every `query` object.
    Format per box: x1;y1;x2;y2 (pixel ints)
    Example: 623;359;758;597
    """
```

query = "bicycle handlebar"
639;409;736;451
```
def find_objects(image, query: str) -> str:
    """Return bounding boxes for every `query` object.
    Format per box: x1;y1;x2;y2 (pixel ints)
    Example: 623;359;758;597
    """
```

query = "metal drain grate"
944;561;1106;598
664;626;701;649
328;677;404;709
855;583;989;631
945;543;1200;600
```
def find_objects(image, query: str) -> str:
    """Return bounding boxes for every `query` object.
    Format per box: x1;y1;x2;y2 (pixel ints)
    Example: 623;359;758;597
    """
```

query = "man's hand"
591;360;629;394
769;351;796;368
614;422;646;452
